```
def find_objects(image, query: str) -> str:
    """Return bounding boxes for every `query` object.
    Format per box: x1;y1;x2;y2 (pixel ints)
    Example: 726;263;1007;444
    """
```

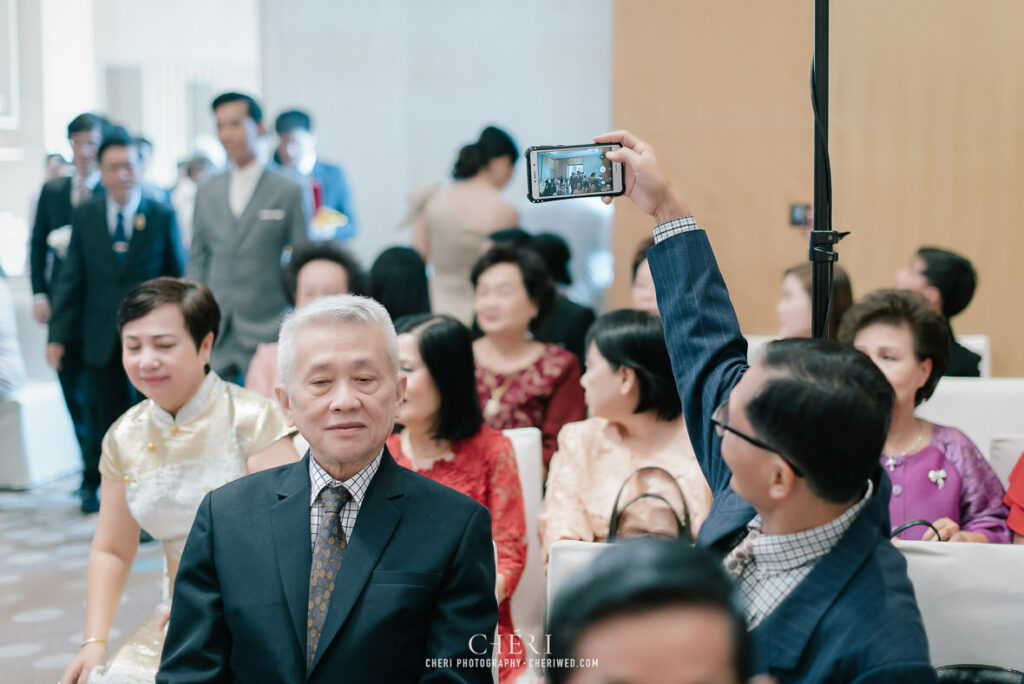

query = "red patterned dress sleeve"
483;429;528;597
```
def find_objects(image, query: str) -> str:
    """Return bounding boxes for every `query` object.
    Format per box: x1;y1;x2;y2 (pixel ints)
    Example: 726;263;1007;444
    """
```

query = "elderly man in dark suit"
30;112;106;509
597;130;935;683
47;129;184;513
158;295;497;683
188;92;309;382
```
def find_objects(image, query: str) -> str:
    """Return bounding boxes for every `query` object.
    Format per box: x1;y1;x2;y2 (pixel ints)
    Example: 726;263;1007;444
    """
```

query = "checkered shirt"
308;451;382;548
652;215;700;243
733;480;874;628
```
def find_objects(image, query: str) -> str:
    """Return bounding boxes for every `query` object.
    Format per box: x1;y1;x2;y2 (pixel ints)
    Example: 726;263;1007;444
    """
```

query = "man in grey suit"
187;92;309;381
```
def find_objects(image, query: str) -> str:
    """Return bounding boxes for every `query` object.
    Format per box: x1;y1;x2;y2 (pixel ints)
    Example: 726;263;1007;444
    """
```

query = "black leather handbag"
607;465;694;544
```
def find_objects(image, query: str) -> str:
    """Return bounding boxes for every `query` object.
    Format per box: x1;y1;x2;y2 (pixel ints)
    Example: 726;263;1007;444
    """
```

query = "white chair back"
503;427;544;671
546;539;606;617
916;377;1024;486
743;334;775;362
958;334;992;378
895;540;1024;670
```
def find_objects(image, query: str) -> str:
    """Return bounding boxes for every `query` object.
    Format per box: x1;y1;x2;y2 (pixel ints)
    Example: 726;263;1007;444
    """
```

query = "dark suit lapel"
121;197;157;274
310;450;403;674
58;177;73;217
271;454;315;654
84;198;119;278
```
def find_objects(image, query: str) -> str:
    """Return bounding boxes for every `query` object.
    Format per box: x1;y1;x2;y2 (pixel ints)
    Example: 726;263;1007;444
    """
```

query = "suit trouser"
83;352;136;490
55;338;90;484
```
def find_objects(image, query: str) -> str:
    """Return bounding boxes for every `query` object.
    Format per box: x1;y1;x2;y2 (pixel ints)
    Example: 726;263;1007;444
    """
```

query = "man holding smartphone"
598;130;935;683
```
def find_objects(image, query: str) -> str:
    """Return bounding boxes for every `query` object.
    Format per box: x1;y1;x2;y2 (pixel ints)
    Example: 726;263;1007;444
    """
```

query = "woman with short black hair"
367;246;430;322
539;310;710;563
470;244;585;469
838;288;1010;542
386;313;527;683
63;277;297;684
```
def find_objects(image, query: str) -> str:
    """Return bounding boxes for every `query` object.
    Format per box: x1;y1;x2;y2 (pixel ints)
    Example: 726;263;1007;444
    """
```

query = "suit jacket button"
123;475;131;483
146;442;156;451
169;426;178;435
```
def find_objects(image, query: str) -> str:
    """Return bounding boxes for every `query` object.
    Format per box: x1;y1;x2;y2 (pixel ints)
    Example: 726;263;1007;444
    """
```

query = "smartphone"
526;143;625;203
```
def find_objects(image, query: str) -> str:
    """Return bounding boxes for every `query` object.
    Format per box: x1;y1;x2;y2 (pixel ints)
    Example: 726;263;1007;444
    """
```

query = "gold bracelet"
80;637;107;649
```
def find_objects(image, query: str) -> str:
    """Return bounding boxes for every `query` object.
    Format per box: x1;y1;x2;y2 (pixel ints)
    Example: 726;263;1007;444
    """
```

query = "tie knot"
319;485;350;515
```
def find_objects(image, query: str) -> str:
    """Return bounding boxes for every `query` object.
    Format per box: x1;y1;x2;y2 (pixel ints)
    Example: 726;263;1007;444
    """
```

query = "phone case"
525;143;626;203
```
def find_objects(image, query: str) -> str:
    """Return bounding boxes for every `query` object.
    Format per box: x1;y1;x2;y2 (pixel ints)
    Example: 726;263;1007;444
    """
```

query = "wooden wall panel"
611;0;1024;376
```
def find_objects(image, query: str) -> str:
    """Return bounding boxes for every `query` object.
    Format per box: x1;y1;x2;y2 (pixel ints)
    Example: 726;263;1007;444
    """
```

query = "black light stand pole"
810;0;847;339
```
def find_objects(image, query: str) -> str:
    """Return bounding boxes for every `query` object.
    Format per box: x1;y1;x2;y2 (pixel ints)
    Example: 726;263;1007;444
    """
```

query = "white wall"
91;0;262;186
41;0;97;155
0;0;51;276
261;0;614;303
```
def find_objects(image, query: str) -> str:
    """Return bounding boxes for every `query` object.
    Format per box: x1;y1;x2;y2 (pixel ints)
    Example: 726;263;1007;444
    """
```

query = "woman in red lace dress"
386;313;528;683
470;244;585;470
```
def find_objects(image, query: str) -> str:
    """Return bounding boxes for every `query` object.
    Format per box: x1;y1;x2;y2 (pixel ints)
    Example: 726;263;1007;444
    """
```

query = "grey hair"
277;294;398;388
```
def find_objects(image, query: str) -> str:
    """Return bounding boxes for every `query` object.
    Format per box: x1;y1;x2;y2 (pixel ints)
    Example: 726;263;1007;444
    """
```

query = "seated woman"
837;289;1010;542
386;314;527;683
1005;452;1024;543
368;246;431;322
776;262;853;339
62;278;298;684
471;244;585;469
246;242;363;398
630;237;658;316
539;310;711;562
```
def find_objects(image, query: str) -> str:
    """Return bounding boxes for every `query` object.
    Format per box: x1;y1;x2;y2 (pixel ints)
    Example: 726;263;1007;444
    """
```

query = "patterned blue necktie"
112;211;128;266
306;485;351;669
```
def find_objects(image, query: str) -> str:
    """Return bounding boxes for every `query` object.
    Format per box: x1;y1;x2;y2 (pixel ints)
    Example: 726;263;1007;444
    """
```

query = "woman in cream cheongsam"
61;278;298;684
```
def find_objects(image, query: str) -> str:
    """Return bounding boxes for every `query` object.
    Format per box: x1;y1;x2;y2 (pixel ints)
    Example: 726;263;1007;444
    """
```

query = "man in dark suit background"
895;246;981;377
598;130;935;682
275;108;358;241
46;129;184;512
30;113;106;509
159;295;497;683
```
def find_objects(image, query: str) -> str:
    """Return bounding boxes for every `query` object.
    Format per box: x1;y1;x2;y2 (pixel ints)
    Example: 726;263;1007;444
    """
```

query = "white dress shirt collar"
105;187;143;239
228;158;266;218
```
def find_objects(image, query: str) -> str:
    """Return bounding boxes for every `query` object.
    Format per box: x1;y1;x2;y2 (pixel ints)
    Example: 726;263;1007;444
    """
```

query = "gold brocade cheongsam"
88;372;291;683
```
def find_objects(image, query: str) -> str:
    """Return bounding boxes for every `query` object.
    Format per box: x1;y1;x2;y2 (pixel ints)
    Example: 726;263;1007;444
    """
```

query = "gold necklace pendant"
484;397;501;419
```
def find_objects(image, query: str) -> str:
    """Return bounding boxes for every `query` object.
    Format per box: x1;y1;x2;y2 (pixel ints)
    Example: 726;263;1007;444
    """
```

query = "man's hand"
594;130;691;223
46;342;65;371
33;297;51;324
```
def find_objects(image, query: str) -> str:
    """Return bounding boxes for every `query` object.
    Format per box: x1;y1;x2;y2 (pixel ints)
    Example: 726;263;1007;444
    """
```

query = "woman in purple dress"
838;289;1010;542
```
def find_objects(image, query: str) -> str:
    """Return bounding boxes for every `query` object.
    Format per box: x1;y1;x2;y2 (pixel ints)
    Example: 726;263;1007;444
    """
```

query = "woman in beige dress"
61;278;298;684
539;310;712;563
412;126;519;324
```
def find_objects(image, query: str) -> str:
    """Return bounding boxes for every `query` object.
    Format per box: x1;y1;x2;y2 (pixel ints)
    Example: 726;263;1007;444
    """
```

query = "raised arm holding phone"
595;131;936;683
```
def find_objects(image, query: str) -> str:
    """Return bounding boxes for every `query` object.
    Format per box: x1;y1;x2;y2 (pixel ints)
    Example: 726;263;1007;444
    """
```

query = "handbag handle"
607;466;693;543
890;519;945;541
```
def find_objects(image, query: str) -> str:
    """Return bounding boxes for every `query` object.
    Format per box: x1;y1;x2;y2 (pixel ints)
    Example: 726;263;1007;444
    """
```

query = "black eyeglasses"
710;401;804;477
